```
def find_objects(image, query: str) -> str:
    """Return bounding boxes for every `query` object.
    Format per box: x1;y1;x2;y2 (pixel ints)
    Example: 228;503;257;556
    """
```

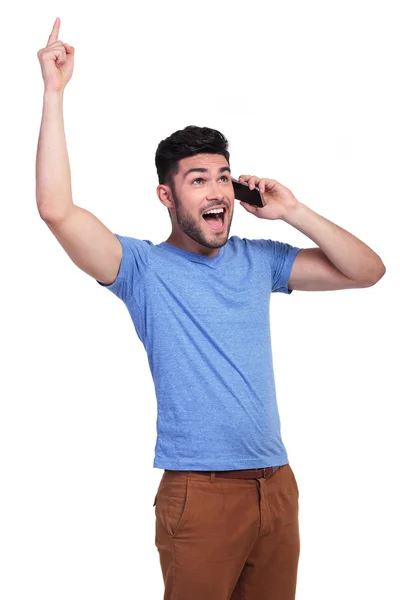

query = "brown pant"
153;464;300;599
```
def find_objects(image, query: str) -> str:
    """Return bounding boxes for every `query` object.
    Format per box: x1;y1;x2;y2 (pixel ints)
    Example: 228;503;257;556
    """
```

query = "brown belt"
191;466;282;480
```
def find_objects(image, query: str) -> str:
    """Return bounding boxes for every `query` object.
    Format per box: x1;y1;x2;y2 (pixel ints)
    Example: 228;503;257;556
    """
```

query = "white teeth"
203;208;224;215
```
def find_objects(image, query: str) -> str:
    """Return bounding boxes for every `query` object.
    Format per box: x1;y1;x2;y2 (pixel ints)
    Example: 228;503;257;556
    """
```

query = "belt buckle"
262;468;269;479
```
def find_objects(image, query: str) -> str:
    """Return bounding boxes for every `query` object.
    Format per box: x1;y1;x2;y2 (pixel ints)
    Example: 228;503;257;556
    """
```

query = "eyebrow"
183;166;231;179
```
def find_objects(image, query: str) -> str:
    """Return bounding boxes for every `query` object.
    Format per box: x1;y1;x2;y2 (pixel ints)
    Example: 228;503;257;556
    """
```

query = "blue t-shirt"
97;235;301;470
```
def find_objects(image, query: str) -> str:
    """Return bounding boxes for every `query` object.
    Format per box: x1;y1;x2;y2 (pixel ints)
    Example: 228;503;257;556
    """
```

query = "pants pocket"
156;473;192;538
287;464;299;498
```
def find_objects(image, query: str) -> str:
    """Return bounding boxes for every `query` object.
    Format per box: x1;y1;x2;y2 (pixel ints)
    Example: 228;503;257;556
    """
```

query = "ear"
157;184;175;211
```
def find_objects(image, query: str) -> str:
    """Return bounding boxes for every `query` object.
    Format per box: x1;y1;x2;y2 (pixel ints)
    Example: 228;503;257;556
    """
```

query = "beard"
171;188;232;249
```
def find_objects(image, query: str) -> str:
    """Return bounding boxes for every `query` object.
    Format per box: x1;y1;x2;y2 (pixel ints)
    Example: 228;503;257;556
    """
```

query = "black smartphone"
231;177;265;208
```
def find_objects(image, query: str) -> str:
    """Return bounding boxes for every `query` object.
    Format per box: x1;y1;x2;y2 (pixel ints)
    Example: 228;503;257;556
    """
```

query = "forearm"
282;202;386;282
36;90;73;221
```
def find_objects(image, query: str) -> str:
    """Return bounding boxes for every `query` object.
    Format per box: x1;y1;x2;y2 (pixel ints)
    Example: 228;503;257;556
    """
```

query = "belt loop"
209;471;215;483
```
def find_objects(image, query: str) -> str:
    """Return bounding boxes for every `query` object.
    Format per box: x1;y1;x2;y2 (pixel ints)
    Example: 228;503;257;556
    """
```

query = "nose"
206;179;225;200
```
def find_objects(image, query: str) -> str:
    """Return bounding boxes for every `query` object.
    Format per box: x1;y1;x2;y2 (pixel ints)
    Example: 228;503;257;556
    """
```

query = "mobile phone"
231;177;265;208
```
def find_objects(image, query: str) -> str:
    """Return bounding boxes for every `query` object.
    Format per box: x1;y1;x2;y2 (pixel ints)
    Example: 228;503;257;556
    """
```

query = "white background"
1;1;399;598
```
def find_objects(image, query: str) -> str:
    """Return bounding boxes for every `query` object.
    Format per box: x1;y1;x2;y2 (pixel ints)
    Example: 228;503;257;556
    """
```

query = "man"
36;18;386;600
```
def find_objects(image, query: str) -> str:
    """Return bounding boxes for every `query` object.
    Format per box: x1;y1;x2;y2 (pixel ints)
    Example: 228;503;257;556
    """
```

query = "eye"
192;175;230;184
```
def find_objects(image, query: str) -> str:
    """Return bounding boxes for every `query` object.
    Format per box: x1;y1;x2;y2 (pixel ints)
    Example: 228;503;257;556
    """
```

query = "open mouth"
202;208;226;231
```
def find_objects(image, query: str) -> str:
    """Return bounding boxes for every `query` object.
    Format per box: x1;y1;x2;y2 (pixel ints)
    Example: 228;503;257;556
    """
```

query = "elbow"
363;262;386;287
372;259;386;284
38;204;71;224
37;201;55;223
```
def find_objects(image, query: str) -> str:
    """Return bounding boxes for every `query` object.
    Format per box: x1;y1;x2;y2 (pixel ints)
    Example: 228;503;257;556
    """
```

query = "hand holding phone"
231;177;265;208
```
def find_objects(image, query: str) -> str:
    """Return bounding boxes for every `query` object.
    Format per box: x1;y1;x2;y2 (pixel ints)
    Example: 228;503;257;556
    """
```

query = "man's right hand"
37;17;75;93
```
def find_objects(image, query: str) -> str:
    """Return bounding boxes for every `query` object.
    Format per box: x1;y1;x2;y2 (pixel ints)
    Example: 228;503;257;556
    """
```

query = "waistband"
169;466;282;480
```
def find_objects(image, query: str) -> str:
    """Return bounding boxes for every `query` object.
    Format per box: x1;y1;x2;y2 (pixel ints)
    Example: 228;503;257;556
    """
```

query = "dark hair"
155;126;230;218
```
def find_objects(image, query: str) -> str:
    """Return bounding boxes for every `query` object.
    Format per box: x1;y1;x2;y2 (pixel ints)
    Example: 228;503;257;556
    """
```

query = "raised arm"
36;17;122;286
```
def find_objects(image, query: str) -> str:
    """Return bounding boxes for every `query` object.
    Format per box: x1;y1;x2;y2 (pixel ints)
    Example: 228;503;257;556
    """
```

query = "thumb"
63;42;75;54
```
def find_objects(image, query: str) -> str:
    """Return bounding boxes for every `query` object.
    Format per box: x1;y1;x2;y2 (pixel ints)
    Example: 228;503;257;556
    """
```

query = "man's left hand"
237;174;299;220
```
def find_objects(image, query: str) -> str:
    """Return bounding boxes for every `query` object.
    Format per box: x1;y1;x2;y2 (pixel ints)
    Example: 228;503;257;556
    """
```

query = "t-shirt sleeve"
96;234;152;303
255;238;302;294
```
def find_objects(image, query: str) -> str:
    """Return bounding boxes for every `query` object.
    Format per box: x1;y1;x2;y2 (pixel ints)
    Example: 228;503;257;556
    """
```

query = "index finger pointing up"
47;17;60;46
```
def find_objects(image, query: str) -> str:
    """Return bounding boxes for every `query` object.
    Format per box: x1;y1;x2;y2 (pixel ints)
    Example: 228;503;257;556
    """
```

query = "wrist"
280;199;306;224
43;88;64;102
